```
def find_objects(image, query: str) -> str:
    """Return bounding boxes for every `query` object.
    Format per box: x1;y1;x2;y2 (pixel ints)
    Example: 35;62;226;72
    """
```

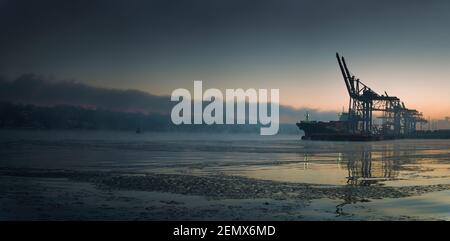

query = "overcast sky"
1;0;450;118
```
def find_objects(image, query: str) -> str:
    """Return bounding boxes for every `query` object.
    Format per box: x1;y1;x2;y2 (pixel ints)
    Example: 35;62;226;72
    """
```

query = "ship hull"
300;132;383;141
296;122;387;141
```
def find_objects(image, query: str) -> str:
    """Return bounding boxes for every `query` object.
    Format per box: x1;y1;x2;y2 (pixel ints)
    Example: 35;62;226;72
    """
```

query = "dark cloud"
2;0;449;84
0;74;338;123
0;74;171;114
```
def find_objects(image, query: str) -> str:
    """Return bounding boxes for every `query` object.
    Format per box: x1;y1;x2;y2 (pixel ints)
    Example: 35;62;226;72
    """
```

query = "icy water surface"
0;130;449;220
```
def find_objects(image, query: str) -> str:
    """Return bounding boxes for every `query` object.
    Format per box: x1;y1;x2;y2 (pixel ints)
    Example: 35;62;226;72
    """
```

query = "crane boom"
336;53;354;98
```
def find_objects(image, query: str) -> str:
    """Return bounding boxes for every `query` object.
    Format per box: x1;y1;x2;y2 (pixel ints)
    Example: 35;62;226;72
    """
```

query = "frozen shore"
1;131;450;220
1;168;449;220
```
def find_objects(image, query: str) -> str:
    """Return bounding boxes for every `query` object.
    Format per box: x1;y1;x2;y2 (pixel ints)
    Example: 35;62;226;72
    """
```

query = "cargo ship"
296;53;428;141
296;112;386;141
297;116;450;141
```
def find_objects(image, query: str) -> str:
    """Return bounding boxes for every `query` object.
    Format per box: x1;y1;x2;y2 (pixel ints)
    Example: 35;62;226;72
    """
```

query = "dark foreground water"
0;130;449;220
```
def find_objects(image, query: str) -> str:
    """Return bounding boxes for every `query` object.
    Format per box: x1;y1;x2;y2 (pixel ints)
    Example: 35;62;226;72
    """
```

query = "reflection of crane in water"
335;145;403;216
346;151;373;186
344;147;400;186
302;153;310;170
